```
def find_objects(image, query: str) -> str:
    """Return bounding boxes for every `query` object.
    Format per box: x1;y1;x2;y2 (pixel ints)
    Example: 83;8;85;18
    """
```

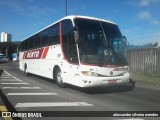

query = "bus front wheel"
54;67;66;88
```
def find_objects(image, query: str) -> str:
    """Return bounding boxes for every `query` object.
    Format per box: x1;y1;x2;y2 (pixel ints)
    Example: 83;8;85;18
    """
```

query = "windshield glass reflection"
74;18;128;66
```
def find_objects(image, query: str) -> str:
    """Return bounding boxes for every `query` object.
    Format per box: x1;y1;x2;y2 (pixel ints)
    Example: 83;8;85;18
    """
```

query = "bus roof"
62;15;116;24
21;15;116;42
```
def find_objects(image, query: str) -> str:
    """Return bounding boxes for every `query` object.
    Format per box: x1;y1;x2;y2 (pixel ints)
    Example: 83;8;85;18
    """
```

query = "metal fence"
127;48;160;77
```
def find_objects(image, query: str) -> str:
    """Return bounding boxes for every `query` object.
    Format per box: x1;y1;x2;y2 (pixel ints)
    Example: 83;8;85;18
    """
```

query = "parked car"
0;55;9;61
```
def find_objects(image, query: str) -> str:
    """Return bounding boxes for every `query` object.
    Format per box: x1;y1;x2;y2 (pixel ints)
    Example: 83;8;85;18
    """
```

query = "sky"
0;0;160;45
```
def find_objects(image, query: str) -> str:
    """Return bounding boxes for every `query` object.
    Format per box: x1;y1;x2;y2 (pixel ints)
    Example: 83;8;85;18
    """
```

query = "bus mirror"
73;26;79;44
122;36;127;45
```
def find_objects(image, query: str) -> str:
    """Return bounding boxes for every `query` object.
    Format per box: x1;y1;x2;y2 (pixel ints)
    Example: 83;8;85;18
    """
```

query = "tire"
24;64;30;76
127;79;135;90
54;67;66;88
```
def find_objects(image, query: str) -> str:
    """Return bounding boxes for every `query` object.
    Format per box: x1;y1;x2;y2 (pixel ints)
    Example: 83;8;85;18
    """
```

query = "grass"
130;73;160;86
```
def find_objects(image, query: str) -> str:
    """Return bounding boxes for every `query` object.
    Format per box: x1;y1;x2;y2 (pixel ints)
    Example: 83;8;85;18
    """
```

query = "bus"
19;15;131;88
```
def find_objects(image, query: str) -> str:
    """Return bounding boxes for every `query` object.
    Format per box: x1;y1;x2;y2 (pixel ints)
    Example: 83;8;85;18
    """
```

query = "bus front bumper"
79;74;131;88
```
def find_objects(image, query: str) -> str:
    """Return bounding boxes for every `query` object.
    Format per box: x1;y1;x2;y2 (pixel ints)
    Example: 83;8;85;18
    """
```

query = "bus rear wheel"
54;67;66;88
24;64;30;76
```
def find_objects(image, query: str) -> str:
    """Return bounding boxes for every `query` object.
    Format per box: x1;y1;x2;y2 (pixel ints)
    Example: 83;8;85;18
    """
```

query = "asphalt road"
0;61;160;120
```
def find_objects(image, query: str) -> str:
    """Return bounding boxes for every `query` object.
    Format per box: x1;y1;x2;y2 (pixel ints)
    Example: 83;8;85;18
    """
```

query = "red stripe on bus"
42;47;49;59
59;22;63;51
22;52;26;59
23;48;44;59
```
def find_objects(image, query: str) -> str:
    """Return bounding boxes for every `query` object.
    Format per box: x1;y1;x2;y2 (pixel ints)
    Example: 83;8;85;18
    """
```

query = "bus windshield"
74;18;128;66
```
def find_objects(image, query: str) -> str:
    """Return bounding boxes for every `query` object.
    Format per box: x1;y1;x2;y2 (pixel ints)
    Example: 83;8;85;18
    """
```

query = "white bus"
19;15;131;88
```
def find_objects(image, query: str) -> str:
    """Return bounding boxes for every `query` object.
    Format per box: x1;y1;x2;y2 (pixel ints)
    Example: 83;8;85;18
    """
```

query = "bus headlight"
81;71;98;77
123;72;129;76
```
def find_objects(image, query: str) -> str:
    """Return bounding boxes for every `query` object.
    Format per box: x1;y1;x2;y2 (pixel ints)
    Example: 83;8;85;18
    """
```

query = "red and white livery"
19;15;130;88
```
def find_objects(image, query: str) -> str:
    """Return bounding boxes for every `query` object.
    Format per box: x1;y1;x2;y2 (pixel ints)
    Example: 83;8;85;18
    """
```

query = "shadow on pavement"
0;69;3;75
25;72;135;94
62;79;136;94
0;61;9;64
84;85;135;94
68;83;135;94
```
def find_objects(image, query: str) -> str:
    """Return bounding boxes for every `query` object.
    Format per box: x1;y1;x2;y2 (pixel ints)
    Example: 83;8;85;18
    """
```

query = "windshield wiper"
99;22;110;49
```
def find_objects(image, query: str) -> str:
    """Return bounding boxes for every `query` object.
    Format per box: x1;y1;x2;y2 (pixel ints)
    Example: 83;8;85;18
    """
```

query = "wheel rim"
57;72;63;84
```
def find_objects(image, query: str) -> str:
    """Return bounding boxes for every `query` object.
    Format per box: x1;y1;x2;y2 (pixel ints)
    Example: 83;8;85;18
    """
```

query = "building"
1;32;12;42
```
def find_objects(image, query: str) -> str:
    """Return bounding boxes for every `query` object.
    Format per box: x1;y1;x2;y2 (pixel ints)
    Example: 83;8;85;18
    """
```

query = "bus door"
61;20;80;84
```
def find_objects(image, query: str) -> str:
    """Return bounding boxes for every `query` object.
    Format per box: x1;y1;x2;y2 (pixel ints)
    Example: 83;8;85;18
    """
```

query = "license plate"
108;80;116;84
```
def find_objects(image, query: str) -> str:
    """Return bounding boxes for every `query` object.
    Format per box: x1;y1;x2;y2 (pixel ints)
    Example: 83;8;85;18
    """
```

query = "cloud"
22;6;56;16
140;0;160;6
128;0;160;25
137;11;160;25
138;11;151;20
0;0;56;16
152;20;160;25
122;27;159;45
127;0;160;7
140;0;152;6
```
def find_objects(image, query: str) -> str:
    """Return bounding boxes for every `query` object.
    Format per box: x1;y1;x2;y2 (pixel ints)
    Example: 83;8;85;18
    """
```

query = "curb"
0;70;4;106
0;69;13;120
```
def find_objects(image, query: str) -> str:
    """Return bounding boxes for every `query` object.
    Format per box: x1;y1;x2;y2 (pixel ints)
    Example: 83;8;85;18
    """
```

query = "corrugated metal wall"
127;48;160;76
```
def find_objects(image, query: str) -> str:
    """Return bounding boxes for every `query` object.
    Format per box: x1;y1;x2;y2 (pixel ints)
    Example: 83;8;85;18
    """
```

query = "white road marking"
1;77;12;78
1;74;10;76
7;93;58;95
117;118;145;120
1;83;29;85
3;70;22;82
2;87;41;89
15;102;94;107
1;79;18;81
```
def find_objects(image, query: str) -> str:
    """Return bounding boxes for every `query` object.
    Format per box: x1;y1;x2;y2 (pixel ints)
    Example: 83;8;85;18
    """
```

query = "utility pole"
6;48;8;58
17;46;19;55
66;0;68;16
158;32;160;47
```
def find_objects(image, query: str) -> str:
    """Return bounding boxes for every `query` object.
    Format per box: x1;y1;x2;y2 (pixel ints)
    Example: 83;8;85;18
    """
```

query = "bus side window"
24;40;28;50
28;36;34;49
49;23;60;45
41;30;49;47
20;41;25;51
34;34;41;48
